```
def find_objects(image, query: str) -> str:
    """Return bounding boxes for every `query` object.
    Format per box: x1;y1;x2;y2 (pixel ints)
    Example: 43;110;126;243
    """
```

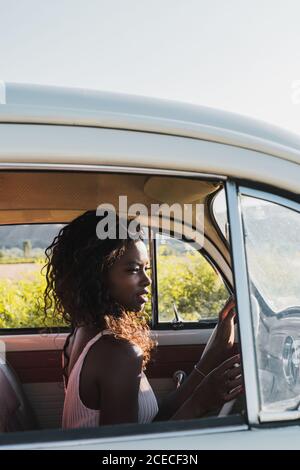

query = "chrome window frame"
239;186;300;214
226;181;261;426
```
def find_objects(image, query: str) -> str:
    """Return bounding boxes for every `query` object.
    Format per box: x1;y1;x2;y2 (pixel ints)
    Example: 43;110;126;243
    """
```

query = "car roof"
1;81;300;163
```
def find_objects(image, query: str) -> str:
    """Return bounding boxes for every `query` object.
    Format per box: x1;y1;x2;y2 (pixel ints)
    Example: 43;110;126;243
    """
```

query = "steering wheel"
250;290;300;406
203;322;245;418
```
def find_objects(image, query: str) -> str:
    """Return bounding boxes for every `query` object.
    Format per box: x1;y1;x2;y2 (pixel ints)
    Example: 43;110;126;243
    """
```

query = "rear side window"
212;188;229;241
0;224;65;329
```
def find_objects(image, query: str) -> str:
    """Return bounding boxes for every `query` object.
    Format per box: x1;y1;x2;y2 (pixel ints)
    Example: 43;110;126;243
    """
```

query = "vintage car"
0;82;299;450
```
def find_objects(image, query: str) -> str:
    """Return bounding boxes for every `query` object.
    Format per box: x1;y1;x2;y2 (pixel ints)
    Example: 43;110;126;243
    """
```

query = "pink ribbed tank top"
62;330;158;429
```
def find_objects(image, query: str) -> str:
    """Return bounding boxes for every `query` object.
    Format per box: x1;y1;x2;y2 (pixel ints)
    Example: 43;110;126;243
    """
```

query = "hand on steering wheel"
192;354;243;415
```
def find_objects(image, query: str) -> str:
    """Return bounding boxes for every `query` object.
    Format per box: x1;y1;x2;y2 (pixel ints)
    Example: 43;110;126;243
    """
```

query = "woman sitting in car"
43;210;242;428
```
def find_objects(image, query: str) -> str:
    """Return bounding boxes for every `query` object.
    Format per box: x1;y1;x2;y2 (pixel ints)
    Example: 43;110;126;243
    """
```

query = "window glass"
212;188;229;240
156;234;229;323
241;194;300;411
0;224;65;328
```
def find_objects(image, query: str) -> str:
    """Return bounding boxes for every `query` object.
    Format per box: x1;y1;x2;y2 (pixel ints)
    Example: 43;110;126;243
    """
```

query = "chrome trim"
239;186;300;213
0;162;227;180
226;180;260;425
259;410;300;422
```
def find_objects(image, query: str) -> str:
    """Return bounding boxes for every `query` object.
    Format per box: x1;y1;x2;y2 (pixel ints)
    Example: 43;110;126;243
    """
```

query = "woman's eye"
128;268;139;273
128;266;151;274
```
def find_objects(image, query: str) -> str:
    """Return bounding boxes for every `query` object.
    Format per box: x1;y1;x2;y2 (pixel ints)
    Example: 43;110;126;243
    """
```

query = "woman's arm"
152;358;210;421
155;354;243;421
153;298;238;421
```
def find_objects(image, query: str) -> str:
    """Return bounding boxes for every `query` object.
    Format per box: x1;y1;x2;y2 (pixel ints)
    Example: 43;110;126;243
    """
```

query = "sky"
1;0;300;135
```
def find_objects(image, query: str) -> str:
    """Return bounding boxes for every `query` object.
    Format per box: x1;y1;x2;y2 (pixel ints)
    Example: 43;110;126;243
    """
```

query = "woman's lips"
136;293;148;303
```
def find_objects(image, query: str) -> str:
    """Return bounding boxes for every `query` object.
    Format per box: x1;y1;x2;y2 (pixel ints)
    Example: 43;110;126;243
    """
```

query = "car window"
155;234;229;324
0;173;229;334
0;224;66;329
241;193;300;412
212;188;229;241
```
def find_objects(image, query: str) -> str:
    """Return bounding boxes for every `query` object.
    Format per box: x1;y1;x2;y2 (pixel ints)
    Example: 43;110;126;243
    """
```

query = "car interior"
0;170;243;435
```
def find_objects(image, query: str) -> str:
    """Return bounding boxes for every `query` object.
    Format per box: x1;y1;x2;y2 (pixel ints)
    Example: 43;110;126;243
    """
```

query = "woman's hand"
192;354;243;415
213;296;236;355
197;296;237;375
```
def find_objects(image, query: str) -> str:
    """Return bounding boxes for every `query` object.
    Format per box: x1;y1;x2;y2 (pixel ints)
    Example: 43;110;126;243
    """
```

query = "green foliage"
0;257;44;264
156;244;228;322
0;269;64;328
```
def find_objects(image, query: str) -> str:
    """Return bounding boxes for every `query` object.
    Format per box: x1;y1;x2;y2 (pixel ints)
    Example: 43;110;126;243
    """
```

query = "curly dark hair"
43;210;156;379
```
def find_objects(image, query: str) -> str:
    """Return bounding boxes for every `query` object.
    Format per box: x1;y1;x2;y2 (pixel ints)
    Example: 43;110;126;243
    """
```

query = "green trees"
0;271;63;328
156;248;228;322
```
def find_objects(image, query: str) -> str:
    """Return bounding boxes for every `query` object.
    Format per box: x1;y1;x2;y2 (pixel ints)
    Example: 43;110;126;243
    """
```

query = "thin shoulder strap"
81;329;113;354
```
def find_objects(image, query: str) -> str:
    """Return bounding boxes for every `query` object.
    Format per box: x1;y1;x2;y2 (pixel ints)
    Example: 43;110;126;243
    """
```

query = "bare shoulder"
90;334;143;377
95;334;142;357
